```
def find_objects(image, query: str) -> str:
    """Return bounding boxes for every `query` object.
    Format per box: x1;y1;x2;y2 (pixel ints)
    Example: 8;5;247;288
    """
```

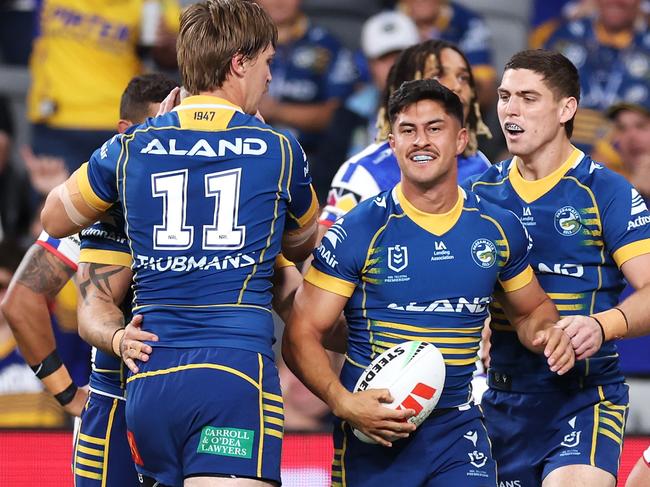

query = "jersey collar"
508;146;584;204
396;183;464;236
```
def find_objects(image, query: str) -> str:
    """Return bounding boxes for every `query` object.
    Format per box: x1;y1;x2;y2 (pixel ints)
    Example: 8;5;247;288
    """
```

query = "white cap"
361;11;419;60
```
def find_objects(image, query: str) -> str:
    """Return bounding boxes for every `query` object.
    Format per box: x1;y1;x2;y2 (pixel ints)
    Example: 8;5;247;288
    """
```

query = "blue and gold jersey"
79;96;318;356
471;148;650;390
79;206;132;400
307;184;533;408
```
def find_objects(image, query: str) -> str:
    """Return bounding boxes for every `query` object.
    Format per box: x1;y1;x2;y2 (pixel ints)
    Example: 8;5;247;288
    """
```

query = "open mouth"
504;122;524;136
409;153;437;164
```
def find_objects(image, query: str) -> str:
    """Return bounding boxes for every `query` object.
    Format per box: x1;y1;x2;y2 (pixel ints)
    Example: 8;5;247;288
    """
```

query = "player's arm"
0;243;87;416
555;253;650;359
272;254;348;353
282;277;415;447
41;167;109;238
42;135;120;238
495;276;574;375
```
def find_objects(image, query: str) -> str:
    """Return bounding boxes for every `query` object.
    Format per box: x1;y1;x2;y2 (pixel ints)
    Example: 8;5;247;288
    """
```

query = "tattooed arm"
76;262;132;354
76;263;157;373
0;243;88;415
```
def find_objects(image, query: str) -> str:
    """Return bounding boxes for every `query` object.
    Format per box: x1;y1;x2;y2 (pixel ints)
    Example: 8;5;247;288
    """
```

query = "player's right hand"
119;315;159;374
156;86;180;116
332;389;416;447
532;327;575;375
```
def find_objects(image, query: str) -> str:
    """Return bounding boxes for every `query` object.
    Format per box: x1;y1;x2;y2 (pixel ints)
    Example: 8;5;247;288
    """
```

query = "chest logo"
471;239;497;269
554;206;582;236
387;244;409;273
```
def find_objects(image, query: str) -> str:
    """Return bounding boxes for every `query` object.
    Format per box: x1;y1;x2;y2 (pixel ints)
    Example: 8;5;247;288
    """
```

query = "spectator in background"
397;0;495;104
0;98;33;245
604;98;650;377
339;11;420;156
256;0;357;200
542;0;650;158
0;0;37;65
27;0;180;175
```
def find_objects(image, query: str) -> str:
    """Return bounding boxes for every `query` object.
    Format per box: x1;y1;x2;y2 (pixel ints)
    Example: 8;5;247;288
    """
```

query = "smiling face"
497;68;576;158
389;98;467;189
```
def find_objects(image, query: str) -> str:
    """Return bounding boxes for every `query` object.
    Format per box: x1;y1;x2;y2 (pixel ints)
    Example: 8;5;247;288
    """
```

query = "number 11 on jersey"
151;168;246;251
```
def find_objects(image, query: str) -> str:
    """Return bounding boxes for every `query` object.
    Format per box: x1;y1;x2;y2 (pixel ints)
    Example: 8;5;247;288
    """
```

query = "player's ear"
559;96;578;125
456;127;469;156
231;52;247;78
117;119;132;134
388;133;396;150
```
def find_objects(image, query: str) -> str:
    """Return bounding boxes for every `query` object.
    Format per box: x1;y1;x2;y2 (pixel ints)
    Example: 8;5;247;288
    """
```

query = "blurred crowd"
1;0;650;432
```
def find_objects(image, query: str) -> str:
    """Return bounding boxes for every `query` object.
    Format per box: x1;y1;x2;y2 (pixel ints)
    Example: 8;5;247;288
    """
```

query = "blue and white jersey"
308;185;533;408
471;147;650;390
79;95;318;356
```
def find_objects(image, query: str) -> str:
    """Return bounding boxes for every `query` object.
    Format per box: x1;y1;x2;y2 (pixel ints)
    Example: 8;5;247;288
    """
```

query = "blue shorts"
73;392;137;486
125;347;283;486
332;405;496;487
482;382;629;485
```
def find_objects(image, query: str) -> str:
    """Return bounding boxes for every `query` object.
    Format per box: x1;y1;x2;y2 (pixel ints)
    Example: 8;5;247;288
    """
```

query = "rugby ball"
352;341;445;444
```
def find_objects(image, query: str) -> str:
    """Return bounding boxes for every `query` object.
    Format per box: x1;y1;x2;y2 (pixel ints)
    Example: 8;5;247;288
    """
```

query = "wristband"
591;308;628;341
54;382;78;407
111;328;125;358
591;316;606;345
30;350;63;379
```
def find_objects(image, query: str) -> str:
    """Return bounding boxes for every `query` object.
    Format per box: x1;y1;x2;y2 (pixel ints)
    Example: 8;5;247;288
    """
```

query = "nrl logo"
468;450;488;468
560;431;581;448
387;244;408;273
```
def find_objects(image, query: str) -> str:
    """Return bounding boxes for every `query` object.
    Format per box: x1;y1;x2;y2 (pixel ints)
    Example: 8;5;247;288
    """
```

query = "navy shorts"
332;405;496;487
73;392;137;486
125;347;283;486
482;382;629;485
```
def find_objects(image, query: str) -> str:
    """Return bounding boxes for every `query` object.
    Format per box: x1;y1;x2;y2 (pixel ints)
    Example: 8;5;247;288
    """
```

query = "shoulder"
568;154;633;202
470;159;511;188
331;142;393;189
305;23;343;50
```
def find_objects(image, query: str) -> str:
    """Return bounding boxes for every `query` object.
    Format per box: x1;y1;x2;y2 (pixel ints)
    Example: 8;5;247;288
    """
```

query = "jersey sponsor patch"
197;426;254;459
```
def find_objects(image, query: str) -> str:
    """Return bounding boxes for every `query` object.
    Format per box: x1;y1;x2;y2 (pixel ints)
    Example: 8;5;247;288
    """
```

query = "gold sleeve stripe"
612;239;650;268
304;267;356;298
500;265;534;292
291;185;319;228
274;254;295;269
79;249;132;267
76;163;112;212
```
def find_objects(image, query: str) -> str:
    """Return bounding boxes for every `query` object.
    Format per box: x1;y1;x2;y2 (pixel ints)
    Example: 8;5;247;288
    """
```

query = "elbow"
40;205;65;239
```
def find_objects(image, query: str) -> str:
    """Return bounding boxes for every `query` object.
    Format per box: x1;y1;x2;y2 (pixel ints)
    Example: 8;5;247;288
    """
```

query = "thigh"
481;389;544;486
126;348;283;487
333;406;496;487
74;393;138;486
542;383;629;482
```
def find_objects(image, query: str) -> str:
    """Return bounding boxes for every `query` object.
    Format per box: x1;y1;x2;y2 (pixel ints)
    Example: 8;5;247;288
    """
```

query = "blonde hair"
177;0;277;94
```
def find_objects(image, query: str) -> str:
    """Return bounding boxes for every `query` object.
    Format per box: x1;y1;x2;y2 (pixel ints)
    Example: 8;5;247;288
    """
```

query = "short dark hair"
388;79;465;129
504;49;580;138
119;73;178;123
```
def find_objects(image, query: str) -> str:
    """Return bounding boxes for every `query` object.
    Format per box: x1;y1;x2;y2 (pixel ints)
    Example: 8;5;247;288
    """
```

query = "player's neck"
400;178;458;215
196;88;244;112
515;137;575;181
276;14;307;44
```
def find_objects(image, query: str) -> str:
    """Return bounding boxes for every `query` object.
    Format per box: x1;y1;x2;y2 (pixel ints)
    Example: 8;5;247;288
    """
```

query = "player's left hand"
119;315;159;374
554;315;603;360
532;327;575;375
